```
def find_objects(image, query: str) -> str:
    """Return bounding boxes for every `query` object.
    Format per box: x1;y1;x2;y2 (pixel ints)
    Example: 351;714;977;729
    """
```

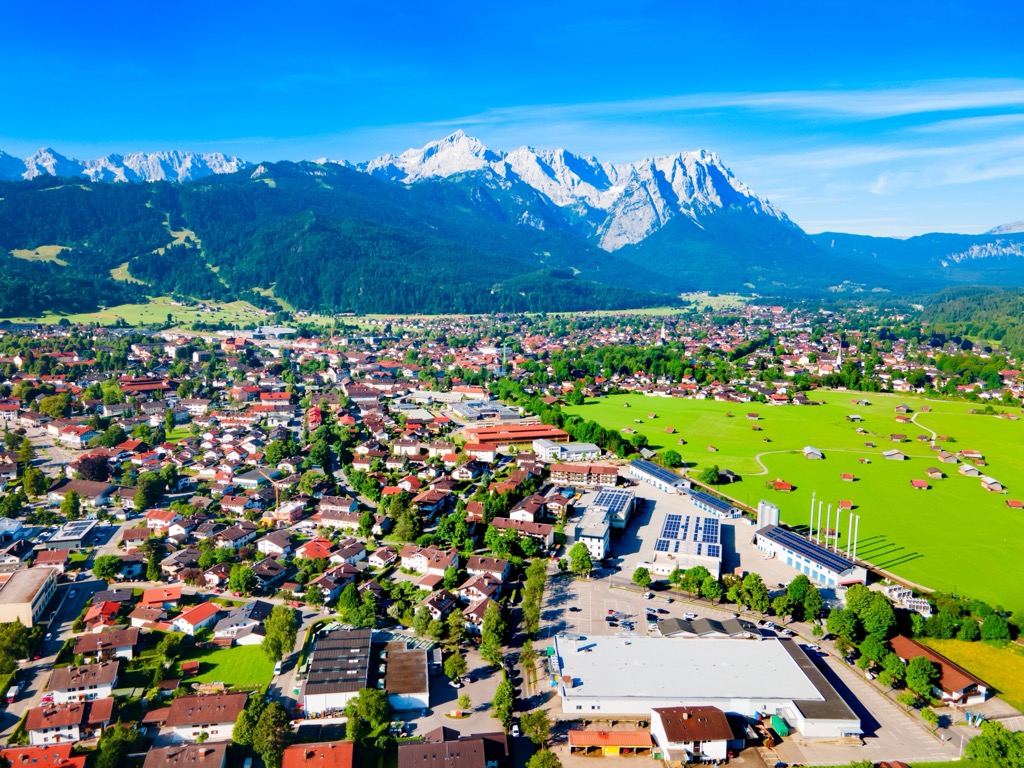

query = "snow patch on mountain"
988;221;1024;235
358;132;792;250
941;240;1024;266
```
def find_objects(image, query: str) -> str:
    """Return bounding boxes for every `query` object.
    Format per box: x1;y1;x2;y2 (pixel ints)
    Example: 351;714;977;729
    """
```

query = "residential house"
890;636;989;705
73;628;140;662
257;530;293;558
368;546;398;569
462;597;500;635
466;555;511;584
143;743;227;768
48;662;120;704
253;557;287;591
215;521;260;550
141;586;182;610
213;600;273;645
399;545;459;576
650;706;737;764
26;699;113;746
170;602;221;636
163;692;248;743
421;589;458;621
280;742;353;768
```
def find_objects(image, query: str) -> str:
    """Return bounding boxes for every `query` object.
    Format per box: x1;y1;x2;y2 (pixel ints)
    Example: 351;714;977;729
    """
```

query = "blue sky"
2;1;1023;236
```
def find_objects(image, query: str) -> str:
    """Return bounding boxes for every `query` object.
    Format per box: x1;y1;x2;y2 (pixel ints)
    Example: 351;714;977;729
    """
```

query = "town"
0;302;1019;768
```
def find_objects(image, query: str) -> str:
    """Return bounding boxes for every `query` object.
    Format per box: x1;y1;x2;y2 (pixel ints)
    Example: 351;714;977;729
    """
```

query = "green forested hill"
0;163;668;316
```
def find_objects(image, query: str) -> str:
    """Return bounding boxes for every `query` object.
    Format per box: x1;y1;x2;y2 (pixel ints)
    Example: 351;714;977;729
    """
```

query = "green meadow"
566;391;1024;613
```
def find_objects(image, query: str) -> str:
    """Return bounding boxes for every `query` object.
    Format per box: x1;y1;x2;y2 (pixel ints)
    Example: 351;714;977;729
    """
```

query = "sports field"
566;392;1024;613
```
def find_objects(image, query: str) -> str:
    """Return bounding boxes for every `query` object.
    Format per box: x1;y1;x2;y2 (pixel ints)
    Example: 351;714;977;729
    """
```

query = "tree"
133;472;165;511
699;576;723;604
965;720;1024;767
520;709;551;746
17;439;35;473
881;652;906;686
660;449;683;468
981;614;1011;641
861;593;897;639
632;567;651;588
228;564;257;595
921;707;939;731
803;584;824;623
146;550;161;582
444;651;467;682
772;594;794;623
568;542;592;577
60;490;81;521
233;707;257;746
77;455;110;482
526;751;563;768
447;609;465;647
492;671;515;728
412;606;431;637
305;584;324;608
858;635;888;664
827;608;860;643
252;702;292;768
457;694;471;711
98;424;128;447
93;554;123;582
22;468;48;498
741;572;770;614
95;723;140;768
696;464;719;485
157;633;182;661
906;656;941;698
263;605;298;662
957;619;981;641
344;687;392;746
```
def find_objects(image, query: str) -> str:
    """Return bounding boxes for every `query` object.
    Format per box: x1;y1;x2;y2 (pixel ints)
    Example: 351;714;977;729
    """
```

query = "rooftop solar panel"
630;459;687;486
760;526;852;572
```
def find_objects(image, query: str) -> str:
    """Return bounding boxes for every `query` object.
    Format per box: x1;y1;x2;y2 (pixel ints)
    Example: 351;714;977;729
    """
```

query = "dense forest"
923;286;1024;358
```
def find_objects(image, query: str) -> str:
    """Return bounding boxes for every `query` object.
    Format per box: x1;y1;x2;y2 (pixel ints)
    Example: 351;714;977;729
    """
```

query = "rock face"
358;130;794;250
0;148;251;182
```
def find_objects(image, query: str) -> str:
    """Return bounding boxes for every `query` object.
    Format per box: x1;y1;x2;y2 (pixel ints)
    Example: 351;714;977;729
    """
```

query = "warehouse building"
629;459;689;494
552;634;861;740
0;567;57;627
754;525;867;587
302;629;372;715
640;510;723;579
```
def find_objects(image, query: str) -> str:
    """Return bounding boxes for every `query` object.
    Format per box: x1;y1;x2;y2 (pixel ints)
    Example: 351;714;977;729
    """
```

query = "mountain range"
1;133;1024;318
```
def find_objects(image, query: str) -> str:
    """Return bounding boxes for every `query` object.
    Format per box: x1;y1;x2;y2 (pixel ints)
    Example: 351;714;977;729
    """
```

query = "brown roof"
397;740;486;768
384;643;428;695
74;627;140;654
281;743;354;768
568;730;654;748
143;743;227;768
164;692;248;728
889;636;988;695
26;699;114;731
652;706;734;743
49;661;120;691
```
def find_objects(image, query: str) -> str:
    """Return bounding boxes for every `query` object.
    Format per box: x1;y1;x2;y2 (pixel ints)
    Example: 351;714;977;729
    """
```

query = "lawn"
566;391;1024;612
182;645;275;688
923;639;1024;712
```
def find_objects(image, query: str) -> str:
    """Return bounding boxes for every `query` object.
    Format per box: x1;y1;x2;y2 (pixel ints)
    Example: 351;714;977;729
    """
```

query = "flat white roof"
555;635;821;702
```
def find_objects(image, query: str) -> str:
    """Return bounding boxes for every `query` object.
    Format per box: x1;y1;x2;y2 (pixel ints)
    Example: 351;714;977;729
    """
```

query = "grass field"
184;645;274;688
923;639;1024;712
566;391;1024;612
8;295;271;327
10;245;69;265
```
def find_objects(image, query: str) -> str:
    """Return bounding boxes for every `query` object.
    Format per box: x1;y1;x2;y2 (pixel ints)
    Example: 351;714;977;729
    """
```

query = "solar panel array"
688;489;735;514
631;458;687;486
654;509;721;562
592;488;634;520
761;526;852;572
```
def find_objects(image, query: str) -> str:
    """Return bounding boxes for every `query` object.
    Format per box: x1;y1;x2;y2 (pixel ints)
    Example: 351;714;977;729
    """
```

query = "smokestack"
816;502;823;545
853;516;860;561
846;510;853;557
809;492;816;540
825;505;832;550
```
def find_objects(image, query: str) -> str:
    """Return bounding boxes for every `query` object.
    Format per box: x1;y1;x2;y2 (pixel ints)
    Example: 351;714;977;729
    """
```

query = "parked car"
448;680;463;688
683;613;698;621
510;722;520;738
273;661;283;675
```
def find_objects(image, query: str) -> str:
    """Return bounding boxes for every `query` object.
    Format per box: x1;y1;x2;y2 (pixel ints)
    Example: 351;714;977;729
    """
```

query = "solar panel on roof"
654;540;669;552
707;544;721;558
761;526;852;572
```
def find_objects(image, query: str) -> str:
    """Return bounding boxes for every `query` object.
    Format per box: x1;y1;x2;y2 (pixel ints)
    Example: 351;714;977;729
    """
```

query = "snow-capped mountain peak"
358;132;789;250
0;148;252;183
988;221;1024;235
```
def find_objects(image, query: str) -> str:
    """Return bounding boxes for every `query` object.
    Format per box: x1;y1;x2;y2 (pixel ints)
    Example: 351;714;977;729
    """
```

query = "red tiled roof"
568;730;654;748
281;742;354;768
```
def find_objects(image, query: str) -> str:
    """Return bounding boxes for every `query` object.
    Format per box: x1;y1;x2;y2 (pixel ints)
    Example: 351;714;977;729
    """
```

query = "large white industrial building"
552;634;861;740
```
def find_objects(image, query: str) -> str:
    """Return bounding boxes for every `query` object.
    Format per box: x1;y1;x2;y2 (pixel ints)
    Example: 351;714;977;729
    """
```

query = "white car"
683;613;698;621
510;722;520;737
273;661;283;675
